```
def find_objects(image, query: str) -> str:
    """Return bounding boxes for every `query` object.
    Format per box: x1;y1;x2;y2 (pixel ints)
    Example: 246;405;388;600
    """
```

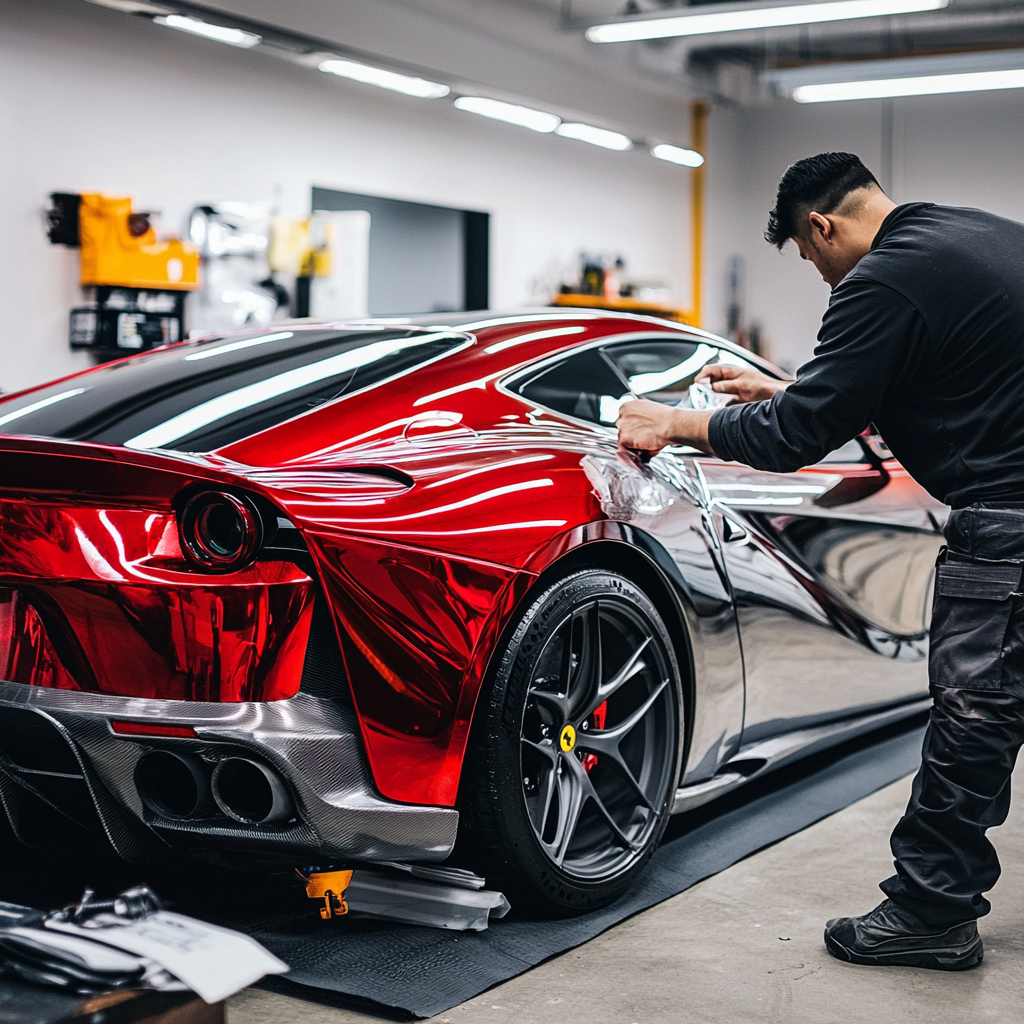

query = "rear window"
0;328;465;452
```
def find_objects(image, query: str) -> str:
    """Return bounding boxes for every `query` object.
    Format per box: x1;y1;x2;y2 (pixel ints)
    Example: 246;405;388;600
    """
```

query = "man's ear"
807;211;833;242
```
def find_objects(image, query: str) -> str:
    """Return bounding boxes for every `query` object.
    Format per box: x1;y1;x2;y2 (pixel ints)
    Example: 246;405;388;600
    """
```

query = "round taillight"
179;491;261;571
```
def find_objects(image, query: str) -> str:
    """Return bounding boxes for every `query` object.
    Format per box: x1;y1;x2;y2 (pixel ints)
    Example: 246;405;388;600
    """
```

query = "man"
618;151;1024;971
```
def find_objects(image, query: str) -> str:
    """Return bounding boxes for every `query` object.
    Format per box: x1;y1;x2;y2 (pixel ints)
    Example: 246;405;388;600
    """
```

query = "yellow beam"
690;101;709;328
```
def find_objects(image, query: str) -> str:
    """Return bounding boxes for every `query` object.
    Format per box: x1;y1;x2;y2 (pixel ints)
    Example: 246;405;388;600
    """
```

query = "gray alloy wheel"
465;569;683;914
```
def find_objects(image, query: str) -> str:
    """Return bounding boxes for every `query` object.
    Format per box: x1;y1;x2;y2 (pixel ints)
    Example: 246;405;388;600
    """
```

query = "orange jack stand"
299;869;354;920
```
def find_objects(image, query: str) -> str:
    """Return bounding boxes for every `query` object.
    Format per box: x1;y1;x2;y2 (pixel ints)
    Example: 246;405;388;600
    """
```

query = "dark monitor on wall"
311;188;489;316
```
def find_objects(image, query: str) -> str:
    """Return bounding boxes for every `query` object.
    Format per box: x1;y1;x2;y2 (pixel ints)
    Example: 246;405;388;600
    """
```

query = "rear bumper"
0;681;458;866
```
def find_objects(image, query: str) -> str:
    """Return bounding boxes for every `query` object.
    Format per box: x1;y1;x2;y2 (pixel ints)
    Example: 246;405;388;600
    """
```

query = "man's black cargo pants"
882;504;1024;924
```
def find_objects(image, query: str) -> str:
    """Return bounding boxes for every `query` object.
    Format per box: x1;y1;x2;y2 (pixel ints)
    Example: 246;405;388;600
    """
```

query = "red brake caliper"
582;701;607;774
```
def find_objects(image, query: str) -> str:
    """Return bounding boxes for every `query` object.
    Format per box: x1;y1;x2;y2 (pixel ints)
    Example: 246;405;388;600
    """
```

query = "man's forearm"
666;408;716;455
615;398;718;456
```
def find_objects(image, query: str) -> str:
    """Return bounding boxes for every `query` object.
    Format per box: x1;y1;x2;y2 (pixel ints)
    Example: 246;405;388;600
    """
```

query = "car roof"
322;308;781;376
0;310;781;462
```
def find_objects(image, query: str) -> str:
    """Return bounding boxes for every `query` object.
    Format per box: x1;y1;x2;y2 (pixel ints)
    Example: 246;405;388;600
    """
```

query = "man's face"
790;205;879;289
792;229;851;289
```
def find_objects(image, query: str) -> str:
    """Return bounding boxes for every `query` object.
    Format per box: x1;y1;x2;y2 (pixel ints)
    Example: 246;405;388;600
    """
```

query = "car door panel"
699;457;943;742
582;450;745;785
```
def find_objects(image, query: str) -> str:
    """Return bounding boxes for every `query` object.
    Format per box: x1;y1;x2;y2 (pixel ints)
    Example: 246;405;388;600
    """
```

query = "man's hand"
616;399;715;457
695;364;790;404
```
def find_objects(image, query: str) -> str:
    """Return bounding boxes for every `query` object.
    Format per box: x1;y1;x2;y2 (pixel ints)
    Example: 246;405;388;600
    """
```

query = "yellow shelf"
551;293;696;326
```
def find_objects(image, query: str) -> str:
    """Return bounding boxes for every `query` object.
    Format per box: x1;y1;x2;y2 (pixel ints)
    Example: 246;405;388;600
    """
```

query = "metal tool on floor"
298;863;511;932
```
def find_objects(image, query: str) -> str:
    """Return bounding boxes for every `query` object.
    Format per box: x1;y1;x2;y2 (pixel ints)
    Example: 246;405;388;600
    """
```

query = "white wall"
710;89;1024;373
0;0;697;393
14;1;1021;392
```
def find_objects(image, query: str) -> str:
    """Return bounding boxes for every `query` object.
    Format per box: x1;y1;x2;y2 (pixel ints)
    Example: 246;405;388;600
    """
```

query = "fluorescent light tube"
793;67;1024;102
453;96;561;133
556;122;633;150
319;59;449;99
586;0;947;42
155;14;261;48
651;144;705;167
764;47;1024;93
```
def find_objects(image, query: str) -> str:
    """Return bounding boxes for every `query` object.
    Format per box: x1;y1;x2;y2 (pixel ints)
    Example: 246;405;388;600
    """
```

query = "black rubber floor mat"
0;716;925;1020
240;716;927;1018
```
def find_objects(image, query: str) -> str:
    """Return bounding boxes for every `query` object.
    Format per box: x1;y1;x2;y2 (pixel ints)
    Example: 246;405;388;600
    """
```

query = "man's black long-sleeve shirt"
708;203;1024;509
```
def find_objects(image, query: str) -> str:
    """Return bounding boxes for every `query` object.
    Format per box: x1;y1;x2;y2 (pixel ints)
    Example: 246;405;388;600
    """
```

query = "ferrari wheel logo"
560;724;576;752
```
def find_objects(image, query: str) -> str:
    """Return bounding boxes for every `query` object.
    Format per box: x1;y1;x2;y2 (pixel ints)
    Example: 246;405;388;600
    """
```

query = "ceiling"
551;0;1024;104
88;0;1024;109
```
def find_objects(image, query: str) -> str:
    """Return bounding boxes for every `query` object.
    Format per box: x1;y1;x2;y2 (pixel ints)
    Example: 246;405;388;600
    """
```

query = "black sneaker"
824;899;983;971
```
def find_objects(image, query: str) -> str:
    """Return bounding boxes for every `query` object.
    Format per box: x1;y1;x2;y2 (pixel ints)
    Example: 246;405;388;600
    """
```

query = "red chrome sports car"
0;311;944;912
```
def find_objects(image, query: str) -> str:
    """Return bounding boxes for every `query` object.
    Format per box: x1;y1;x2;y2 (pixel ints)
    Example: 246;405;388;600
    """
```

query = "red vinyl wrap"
310;534;533;805
0;499;314;702
220;317;636;471
0;317;684;806
265;451;602;805
0;588;80;692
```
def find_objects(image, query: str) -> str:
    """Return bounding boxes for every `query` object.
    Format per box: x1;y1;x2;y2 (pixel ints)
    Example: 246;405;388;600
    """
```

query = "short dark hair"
765;152;881;249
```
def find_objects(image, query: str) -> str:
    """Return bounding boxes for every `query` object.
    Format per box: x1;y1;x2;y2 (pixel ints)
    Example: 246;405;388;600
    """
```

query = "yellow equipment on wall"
47;190;201;353
77;193;200;290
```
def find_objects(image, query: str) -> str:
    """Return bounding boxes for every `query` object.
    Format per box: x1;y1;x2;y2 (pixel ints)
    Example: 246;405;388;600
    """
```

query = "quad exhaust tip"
211;757;293;825
135;750;211;820
136;750;293;825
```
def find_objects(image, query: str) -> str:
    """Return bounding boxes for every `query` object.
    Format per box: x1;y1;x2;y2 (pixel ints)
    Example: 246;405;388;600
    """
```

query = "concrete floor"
229;765;1024;1024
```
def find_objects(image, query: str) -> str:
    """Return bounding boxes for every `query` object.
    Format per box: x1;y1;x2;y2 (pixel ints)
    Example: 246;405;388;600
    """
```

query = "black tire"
463;569;683;914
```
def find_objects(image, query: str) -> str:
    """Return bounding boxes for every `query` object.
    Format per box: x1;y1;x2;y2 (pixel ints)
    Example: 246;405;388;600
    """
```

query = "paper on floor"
45;911;287;1003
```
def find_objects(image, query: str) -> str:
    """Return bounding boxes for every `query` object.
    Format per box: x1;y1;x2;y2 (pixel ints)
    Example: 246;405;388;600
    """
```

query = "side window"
603;339;755;408
514;348;629;425
511;335;770;428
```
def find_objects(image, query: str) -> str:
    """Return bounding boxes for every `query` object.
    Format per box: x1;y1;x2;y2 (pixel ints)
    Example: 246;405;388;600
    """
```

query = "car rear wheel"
463;569;683;914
